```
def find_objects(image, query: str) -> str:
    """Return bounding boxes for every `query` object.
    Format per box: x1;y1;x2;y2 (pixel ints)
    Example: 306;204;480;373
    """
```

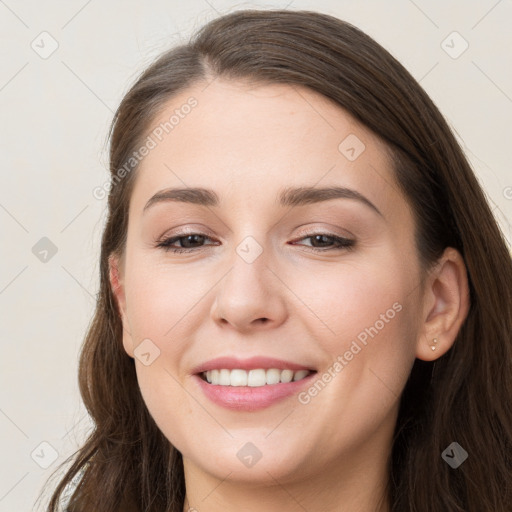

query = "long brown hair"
40;9;512;511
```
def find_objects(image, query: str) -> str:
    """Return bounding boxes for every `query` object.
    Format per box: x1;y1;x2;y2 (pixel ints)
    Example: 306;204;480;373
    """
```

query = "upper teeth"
203;368;312;387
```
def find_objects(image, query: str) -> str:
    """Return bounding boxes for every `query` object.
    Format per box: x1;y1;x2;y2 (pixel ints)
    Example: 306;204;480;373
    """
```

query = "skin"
109;79;470;512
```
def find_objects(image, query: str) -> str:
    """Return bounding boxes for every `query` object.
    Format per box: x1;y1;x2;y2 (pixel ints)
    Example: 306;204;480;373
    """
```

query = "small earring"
431;337;438;351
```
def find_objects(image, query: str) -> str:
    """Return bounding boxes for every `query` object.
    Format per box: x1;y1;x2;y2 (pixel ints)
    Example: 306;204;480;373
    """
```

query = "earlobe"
415;247;470;362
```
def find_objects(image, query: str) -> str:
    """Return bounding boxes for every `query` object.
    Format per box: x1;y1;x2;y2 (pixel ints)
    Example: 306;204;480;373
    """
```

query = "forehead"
129;79;402;219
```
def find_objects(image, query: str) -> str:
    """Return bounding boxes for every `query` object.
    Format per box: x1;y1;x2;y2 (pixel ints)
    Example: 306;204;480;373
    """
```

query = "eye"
155;233;217;253
291;232;355;252
155;231;355;254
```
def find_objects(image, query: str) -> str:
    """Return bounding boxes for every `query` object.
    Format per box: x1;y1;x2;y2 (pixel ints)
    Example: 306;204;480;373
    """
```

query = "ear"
108;253;134;358
415;247;470;361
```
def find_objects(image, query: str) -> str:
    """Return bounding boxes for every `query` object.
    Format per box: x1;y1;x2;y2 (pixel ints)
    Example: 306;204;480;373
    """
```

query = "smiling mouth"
198;368;316;387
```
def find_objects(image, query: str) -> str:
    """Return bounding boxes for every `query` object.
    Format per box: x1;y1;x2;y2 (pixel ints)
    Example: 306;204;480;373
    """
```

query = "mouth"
193;367;318;411
198;368;317;387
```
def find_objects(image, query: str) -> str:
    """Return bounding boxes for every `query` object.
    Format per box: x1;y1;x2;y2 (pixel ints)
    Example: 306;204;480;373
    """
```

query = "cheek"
122;256;208;430
291;258;411;350
291;257;418;406
124;257;202;340
134;361;194;453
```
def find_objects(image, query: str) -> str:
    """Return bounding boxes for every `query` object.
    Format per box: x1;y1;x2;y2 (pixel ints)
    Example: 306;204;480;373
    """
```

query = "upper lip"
191;356;317;375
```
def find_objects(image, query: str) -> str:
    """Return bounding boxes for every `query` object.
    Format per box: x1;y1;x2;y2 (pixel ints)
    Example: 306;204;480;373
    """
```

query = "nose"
210;241;288;333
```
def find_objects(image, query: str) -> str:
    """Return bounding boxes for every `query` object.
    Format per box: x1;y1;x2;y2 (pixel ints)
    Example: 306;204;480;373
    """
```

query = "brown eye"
156;233;215;253
156;232;355;254
291;233;355;252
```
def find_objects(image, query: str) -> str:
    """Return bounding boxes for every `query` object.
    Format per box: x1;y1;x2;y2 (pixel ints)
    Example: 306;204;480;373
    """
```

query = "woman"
42;9;512;512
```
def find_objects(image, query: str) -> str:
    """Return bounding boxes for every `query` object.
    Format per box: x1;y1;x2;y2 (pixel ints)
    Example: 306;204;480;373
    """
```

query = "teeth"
280;369;294;383
219;369;231;385
293;370;310;381
203;368;312;386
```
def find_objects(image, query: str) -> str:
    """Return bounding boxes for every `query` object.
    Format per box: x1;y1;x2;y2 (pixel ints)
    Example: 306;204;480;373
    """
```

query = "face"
110;79;429;492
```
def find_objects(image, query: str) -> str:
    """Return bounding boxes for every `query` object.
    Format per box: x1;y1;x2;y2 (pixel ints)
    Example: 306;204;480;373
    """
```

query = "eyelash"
155;231;355;254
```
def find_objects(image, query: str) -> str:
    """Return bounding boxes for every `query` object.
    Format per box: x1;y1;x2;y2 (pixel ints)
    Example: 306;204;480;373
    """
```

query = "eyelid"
159;225;215;239
293;225;355;241
157;219;353;240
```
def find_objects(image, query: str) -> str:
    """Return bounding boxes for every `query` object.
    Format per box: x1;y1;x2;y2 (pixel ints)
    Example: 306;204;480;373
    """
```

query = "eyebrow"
143;185;383;217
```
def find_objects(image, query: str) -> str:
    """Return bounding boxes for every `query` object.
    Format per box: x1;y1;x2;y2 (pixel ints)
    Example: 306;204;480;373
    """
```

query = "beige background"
0;0;511;510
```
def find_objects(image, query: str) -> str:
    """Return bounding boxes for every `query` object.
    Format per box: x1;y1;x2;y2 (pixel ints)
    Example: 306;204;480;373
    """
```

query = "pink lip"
190;356;316;374
193;371;317;411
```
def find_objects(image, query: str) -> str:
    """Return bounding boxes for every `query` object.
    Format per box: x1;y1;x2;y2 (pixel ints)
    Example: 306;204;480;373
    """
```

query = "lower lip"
193;372;317;411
